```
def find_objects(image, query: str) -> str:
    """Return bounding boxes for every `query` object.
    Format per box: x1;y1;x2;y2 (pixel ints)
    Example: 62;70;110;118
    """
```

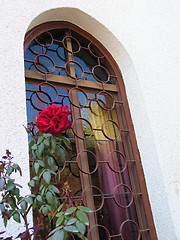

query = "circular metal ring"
114;184;133;208
68;157;80;178
97;91;115;110
34;54;55;74
89;99;100;116
28;63;36;71
30;91;51;111
35;31;53;48
65;60;84;79
77;150;98;174
56;160;66;173
89;98;110;116
82;186;104;212
120;220;141;240
102;120;121;140
57;45;66;61
72;118;93;140
106;150;127;173
72;190;83;205
29;43;47;56
88;42;104;58
92;65;110;83
87;225;110;240
36;82;58;104
63;36;81;54
68;87;88;108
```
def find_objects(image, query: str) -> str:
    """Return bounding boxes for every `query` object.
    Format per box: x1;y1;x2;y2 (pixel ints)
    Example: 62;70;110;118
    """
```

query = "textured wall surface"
0;0;180;239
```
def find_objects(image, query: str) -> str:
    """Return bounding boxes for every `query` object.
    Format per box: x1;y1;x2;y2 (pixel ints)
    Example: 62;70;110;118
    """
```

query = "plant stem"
24;214;31;240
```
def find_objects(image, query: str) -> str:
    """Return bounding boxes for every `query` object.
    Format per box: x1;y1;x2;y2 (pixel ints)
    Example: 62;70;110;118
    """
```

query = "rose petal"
36;105;72;135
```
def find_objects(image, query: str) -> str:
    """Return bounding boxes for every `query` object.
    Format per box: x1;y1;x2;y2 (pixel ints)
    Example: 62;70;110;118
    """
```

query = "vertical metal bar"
65;30;100;240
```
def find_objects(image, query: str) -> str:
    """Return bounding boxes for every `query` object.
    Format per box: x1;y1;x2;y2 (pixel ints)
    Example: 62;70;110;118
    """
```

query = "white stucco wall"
0;0;180;239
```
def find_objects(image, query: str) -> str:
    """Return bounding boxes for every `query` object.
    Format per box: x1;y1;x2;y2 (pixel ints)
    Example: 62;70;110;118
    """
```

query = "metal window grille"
24;22;157;240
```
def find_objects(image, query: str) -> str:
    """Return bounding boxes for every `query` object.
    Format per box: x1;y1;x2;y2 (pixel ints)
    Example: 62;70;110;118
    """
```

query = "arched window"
24;22;157;240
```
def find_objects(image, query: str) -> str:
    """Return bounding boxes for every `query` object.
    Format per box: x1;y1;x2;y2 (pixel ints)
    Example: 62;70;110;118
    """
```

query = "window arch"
24;22;157;240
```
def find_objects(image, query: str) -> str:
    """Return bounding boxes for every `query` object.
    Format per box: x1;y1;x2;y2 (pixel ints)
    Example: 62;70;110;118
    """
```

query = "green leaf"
3;216;8;227
9;209;15;216
13;212;21;223
42;205;49;216
48;226;63;236
57;203;64;212
63;137;72;150
56;212;64;217
31;144;38;150
27;194;36;198
12;164;19;170
6;180;15;191
36;195;43;202
24;197;33;205
38;160;45;167
52;230;64;240
28;180;35;187
76;220;86;234
7;198;16;208
66;218;77;225
64;225;78;233
29;139;35;148
34;162;40;173
46;204;52;211
47;156;55;166
39;183;44;191
12;164;22;176
48;185;60;194
76;210;89;225
39;169;46;178
37;136;43;145
43;133;52;138
77;206;93;213
44;138;50;147
46;191;54;204
7;166;13;175
37;142;45;157
20;201;27;212
64;207;76;216
0;204;5;212
48;157;58;171
32;176;39;181
58;147;65;162
49;170;56;175
17;209;25;214
17;198;24;204
0;178;5;190
35;149;41;159
51;137;57;153
32;150;36;159
56;215;64;227
14;188;20;197
43;170;51;184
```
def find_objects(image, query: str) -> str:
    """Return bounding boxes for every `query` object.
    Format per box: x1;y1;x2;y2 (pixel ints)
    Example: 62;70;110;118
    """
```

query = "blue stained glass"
46;46;65;67
26;83;70;123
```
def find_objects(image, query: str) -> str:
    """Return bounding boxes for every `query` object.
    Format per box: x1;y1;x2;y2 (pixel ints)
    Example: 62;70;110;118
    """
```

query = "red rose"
36;105;72;136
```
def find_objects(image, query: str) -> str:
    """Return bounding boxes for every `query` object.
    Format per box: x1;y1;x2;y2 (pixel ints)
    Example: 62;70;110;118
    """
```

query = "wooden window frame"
24;21;157;240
